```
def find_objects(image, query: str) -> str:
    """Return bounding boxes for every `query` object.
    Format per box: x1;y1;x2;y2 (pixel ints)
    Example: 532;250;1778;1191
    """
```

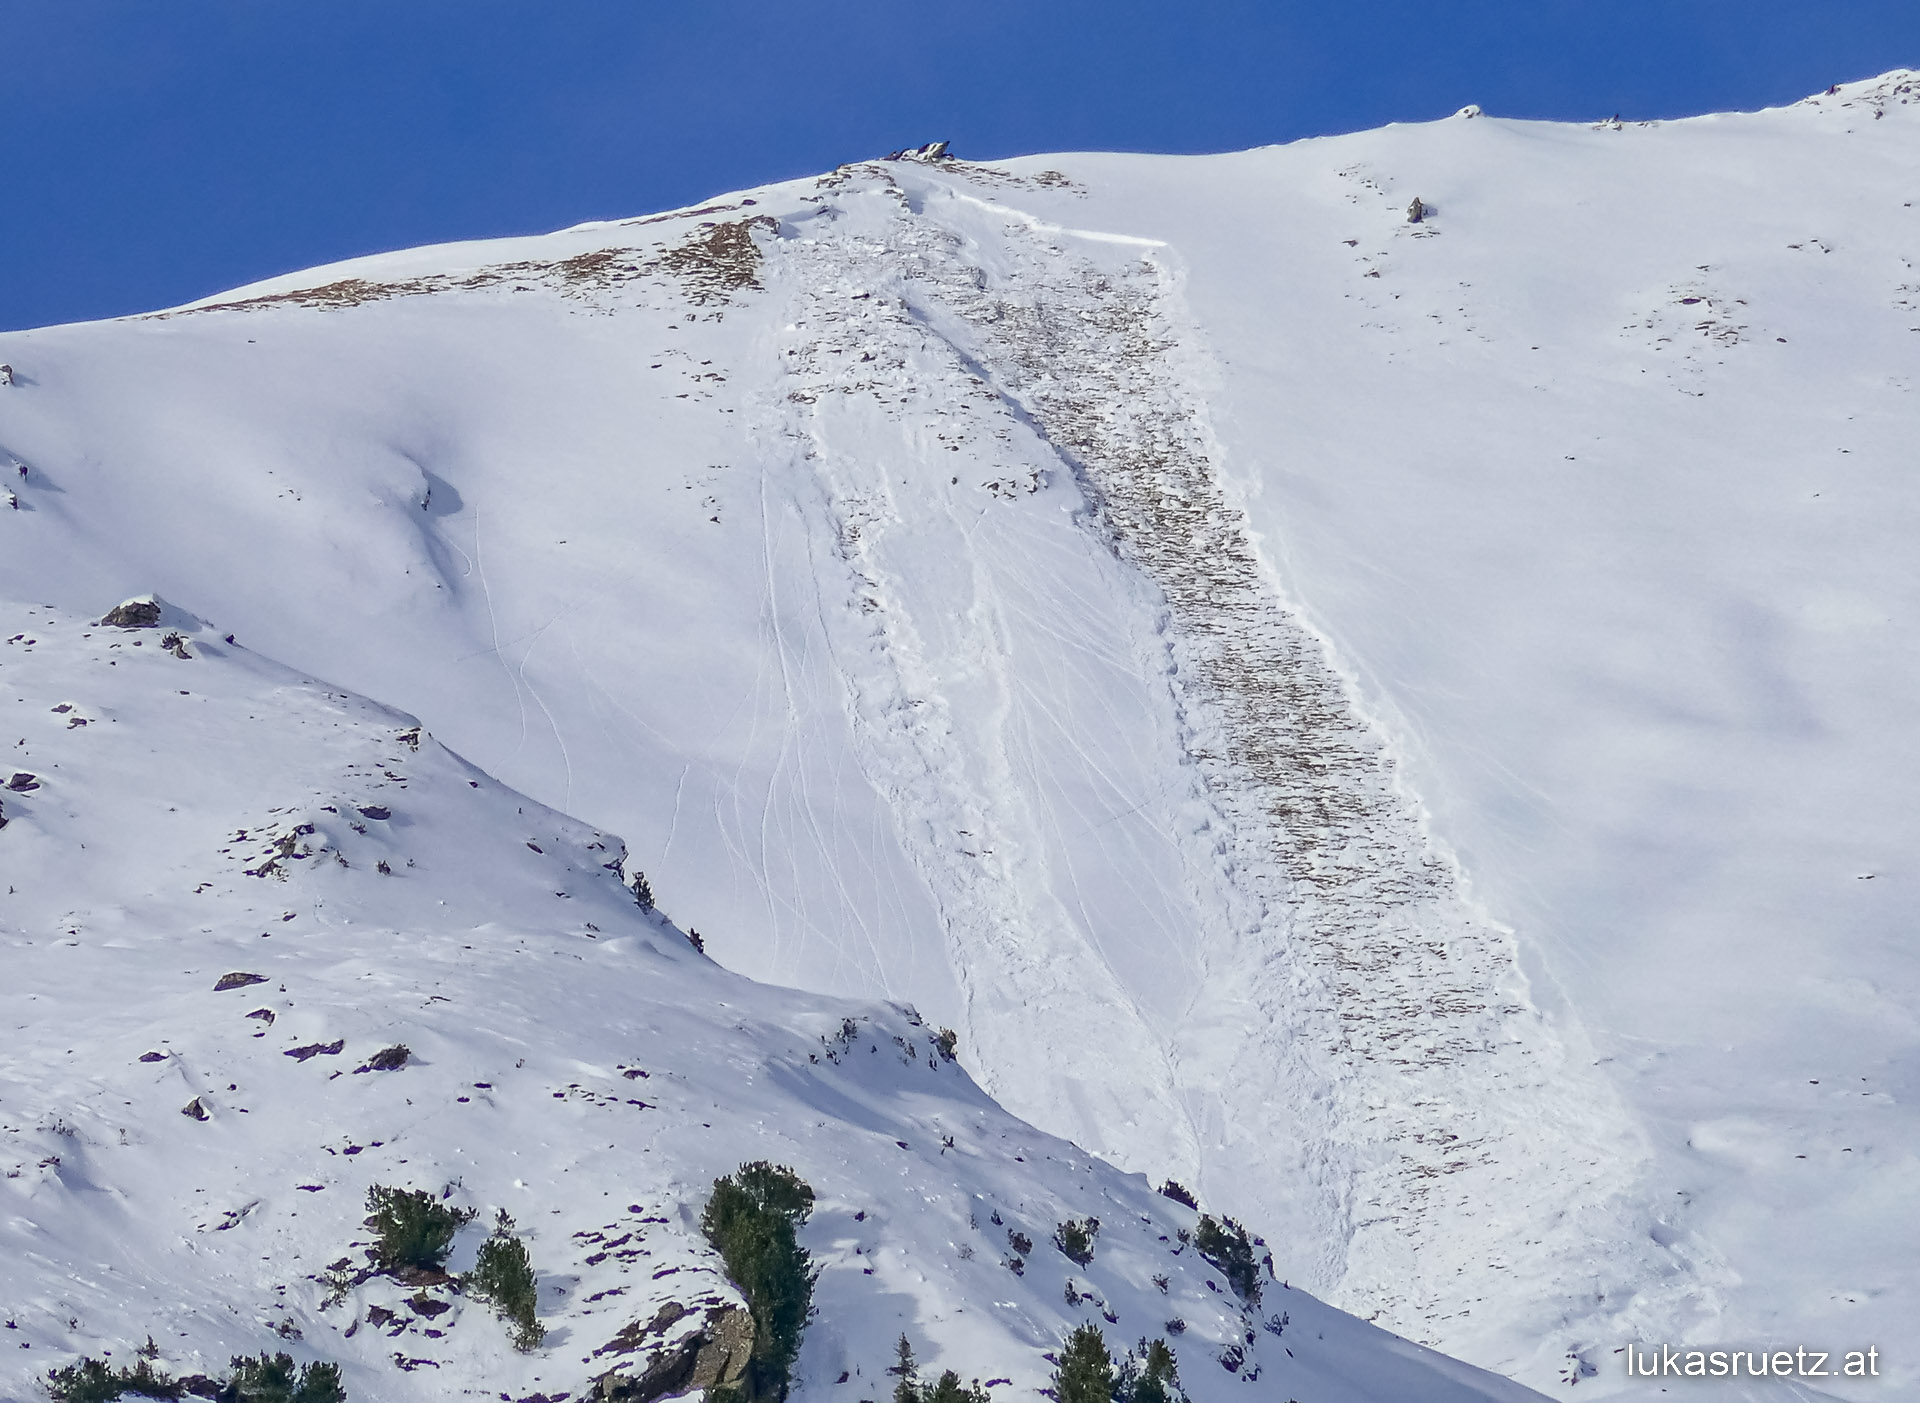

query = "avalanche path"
748;162;1703;1378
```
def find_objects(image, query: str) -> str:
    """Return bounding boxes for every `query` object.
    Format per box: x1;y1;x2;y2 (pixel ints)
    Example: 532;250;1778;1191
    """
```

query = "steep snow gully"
6;72;1920;1400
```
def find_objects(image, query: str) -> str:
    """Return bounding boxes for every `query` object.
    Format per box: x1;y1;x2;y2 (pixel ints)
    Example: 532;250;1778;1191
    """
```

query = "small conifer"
364;1185;473;1273
886;1336;986;1403
891;1335;920;1403
1049;1324;1113;1403
1053;1217;1098;1266
466;1210;543;1351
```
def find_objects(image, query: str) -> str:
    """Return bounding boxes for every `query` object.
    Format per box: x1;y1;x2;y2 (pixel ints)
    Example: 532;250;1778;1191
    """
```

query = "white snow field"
3;69;1916;1400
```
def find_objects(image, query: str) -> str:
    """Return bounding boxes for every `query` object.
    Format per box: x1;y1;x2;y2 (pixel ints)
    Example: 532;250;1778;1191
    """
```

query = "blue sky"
3;2;1915;332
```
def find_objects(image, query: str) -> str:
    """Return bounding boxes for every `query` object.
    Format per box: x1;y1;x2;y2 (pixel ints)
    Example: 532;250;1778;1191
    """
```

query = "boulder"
362;1043;410;1072
101;596;164;628
590;1301;753;1403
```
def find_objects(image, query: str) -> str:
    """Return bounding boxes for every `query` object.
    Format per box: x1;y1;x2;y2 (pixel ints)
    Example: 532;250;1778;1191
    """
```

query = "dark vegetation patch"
1155;1181;1196;1209
47;1352;344;1403
1053;1217;1098;1266
1193;1215;1263;1305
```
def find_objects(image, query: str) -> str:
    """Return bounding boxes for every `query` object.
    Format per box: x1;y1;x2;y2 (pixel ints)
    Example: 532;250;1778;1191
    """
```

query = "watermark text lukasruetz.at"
1625;1343;1880;1379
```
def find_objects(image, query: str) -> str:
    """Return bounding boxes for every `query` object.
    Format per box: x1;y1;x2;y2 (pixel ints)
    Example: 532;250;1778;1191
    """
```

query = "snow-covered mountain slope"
0;599;1538;1403
3;69;1917;1398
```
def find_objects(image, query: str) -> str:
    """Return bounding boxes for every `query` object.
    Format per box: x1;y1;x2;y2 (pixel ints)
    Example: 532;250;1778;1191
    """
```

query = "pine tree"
891;1334;920;1403
466;1210;543;1351
1050;1324;1113;1403
1116;1339;1182;1403
925;1371;987;1403
364;1184;474;1273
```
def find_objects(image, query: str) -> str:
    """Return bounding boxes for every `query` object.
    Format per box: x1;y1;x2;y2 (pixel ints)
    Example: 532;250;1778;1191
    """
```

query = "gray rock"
590;1302;754;1403
101;597;163;628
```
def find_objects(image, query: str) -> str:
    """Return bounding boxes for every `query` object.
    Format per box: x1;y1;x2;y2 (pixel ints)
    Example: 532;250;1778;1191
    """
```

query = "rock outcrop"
589;1301;753;1403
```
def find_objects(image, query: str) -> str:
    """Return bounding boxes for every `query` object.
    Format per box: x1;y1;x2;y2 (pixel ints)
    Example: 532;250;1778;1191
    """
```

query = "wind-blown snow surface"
3;71;1917;1398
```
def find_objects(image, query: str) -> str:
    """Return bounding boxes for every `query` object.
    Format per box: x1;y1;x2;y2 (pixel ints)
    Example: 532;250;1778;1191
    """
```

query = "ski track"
467;505;535;766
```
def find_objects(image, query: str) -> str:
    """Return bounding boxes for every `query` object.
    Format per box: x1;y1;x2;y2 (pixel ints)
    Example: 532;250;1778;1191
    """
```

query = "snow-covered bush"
699;1162;817;1403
